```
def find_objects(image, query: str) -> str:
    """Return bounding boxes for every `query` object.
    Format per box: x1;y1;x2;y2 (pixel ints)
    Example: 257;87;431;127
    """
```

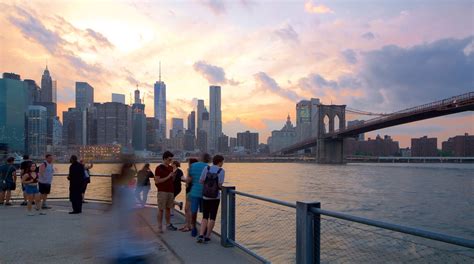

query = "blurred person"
171;160;184;213
179;158;198;232
21;163;45;216
188;153;211;237
154;151;178;233
38;154;55;209
19;154;33;206
0;157;17;206
135;163;154;207
197;155;225;244
68;155;85;214
80;160;93;203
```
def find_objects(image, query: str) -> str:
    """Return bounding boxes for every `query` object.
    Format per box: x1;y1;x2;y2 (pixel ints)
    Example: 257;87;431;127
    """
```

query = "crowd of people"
0;150;226;244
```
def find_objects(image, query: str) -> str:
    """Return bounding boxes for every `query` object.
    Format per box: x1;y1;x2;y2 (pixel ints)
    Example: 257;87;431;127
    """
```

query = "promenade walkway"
0;201;259;264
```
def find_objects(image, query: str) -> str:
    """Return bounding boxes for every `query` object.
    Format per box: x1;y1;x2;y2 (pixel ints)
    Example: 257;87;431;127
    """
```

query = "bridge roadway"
279;92;474;155
0;201;260;264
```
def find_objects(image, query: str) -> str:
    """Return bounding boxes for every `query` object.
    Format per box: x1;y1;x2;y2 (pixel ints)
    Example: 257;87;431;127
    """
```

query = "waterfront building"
188;111;196;137
411;136;438;157
169;133;184;150
237;131;259;153
0;73;29;152
197;99;205;134
79;144;121;161
345;135;399;156
196;130;208;152
23;79;41;105
132;88;146;151
209;85;222;153
76;82;94;110
347;120;365;141
218;134;229;153
63;107;90;147
229;137;237;151
52;117;62;148
310;98;321;138
26;105;47;158
269;114;297;153
112;93;126;104
146;117;160;152
40;65;54;103
95;102;132;150
154;64;167;139
296;98;320;141
442;133;474;157
170;118;184;139
184;130;195;151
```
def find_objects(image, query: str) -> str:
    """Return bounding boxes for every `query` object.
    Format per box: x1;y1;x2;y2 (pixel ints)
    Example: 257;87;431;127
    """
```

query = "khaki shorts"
157;192;174;209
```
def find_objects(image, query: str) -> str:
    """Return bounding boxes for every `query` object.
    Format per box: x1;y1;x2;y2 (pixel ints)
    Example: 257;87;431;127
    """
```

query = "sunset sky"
0;0;473;147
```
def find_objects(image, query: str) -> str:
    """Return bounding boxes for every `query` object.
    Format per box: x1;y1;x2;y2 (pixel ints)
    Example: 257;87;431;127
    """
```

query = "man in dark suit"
68;155;84;214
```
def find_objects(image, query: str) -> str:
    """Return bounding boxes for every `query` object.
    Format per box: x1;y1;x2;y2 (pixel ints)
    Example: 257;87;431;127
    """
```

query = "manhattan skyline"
0;0;473;147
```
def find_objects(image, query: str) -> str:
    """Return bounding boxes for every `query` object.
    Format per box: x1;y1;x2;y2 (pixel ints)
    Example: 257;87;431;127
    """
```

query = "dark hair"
201;153;211;163
70;155;78;163
23;154;29;160
172;160;181;167
162;151;174;160
6;157;14;163
45;154;52;159
25;162;36;174
212;155;224;165
142;163;150;170
188;158;198;166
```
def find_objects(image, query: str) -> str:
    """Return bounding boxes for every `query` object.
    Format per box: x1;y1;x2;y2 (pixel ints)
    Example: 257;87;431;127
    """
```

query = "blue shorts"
190;197;203;214
25;184;39;195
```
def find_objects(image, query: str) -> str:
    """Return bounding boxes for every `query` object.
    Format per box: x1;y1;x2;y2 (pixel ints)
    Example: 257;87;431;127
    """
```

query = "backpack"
202;166;222;199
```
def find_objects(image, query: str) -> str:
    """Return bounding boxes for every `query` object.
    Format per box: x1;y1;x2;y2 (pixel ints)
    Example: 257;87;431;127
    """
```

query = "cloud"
198;0;226;15
355;36;474;110
254;72;301;101
361;32;375;40
304;1;333;14
341;49;357;64
274;24;299;42
193;61;239;85
85;28;114;49
8;6;63;53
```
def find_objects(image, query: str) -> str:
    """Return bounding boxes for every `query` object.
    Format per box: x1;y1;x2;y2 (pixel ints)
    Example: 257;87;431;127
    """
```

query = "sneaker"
167;224;178;231
39;211;46;215
28;212;35;216
4;202;12;206
197;235;204;243
204;237;211;243
21;201;27;206
191;227;198;237
42;205;51;209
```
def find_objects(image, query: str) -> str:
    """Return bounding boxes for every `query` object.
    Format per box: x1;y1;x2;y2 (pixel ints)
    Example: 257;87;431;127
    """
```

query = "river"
20;162;474;263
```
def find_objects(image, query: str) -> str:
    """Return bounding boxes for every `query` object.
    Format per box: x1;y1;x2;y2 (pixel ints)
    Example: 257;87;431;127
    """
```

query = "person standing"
80;160;93;203
179;158;198;232
188;153;211;237
0;157;17;206
135;163;154;207
197;155;225;243
68;155;85;214
154;151;178;233
38;154;55;209
19;155;33;206
21;163;45;216
171;160;184;212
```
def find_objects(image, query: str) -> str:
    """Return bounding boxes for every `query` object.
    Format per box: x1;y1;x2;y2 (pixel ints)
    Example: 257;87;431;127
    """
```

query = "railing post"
296;201;321;264
221;186;236;247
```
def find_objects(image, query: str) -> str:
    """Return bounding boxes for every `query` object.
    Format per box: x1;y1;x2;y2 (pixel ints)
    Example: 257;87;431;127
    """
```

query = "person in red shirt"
154;151;178;233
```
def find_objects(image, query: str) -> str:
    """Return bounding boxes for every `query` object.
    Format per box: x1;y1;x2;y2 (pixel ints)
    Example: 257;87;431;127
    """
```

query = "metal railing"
220;186;474;264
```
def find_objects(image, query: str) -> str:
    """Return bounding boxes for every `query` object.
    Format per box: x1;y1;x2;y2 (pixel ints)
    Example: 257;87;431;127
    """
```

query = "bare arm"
39;164;45;176
156;172;174;183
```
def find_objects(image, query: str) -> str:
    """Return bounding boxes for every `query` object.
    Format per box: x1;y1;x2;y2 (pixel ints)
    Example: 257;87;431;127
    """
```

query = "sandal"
180;227;192;232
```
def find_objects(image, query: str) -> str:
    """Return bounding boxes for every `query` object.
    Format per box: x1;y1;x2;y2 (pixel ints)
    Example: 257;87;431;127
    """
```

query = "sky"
0;0;473;147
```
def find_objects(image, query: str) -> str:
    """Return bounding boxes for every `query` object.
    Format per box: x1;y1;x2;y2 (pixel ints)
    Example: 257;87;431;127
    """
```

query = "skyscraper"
26;105;47;157
237;131;259;153
197;111;210;152
187;111;196;137
40;65;53;103
96;102;132;149
132;88;146;151
112;93;126;104
197;99;205;133
170;118;184;138
154;63;167;139
209;85;222;153
76;82;94;110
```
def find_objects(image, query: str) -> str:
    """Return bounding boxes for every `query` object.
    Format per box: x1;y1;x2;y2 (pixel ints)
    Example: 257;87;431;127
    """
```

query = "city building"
76;82;94;109
0;73;29;152
112;93;126;104
296;98;320;141
170;118;184;138
63;107;91;147
197;99;205;134
154;64;167;139
345;135;399;157
146;117;160;152
188;111;196;137
79;144;121;161
132;88;146;151
184;130;195;151
197;110;210;152
40;65;54;103
268;114;297;153
95;102;132;150
411;136;438;157
347;120;365;141
218;134;229;153
24;79;41;105
26;105;47;158
229;137;237;151
442;133;474;157
209;85;222;153
52;117;62;148
237;131;259;153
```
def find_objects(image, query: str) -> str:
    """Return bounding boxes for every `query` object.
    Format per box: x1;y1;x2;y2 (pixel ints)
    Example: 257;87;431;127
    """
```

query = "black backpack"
202;166;222;199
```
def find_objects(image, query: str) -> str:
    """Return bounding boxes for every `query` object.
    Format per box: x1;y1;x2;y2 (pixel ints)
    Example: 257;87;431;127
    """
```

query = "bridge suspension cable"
346;107;392;116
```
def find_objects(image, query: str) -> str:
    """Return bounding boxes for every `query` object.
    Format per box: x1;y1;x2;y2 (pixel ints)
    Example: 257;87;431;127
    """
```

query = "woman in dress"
21;163;45;216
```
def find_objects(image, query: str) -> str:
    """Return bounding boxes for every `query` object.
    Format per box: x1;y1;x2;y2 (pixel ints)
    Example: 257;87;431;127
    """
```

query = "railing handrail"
15;172;112;177
230;189;296;208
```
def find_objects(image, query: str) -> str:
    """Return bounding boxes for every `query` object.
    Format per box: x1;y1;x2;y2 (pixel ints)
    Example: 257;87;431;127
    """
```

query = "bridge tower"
316;104;346;164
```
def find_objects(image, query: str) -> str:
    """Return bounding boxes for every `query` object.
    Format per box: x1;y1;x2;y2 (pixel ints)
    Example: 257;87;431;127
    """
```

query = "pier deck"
0;201;258;264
